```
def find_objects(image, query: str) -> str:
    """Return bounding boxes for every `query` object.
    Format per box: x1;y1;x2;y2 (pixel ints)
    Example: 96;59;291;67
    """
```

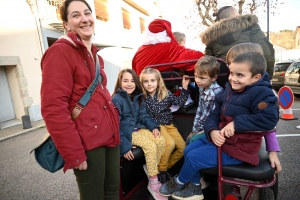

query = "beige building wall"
0;0;159;122
0;0;42;120
296;26;300;49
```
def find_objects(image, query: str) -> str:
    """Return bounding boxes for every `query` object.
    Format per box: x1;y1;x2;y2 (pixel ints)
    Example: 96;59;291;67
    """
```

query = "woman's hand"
210;130;226;146
152;129;161;138
182;75;190;90
221;122;235;138
75;161;88;170
269;152;282;173
124;150;135;161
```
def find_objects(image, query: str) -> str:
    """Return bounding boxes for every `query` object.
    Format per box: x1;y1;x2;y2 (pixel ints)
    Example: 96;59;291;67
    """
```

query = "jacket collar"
200;14;258;45
117;88;143;101
58;32;100;56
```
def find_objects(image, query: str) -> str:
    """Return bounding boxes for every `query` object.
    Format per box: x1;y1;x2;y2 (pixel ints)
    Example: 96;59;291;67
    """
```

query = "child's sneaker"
159;175;185;196
172;181;204;200
158;171;171;184
143;164;149;180
148;178;167;200
200;178;209;189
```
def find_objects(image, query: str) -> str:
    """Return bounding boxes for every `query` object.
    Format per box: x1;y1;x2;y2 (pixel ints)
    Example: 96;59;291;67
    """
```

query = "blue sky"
259;0;300;32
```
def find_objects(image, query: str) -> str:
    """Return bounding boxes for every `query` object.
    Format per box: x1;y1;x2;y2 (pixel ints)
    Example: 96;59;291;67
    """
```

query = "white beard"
143;30;171;45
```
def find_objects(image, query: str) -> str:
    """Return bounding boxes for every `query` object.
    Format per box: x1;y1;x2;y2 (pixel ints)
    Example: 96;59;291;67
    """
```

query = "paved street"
1;96;300;200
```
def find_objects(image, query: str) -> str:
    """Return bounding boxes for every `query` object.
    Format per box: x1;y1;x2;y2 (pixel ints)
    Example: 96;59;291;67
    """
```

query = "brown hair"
213;6;238;22
232;52;267;76
226;43;264;65
194;55;220;78
140;68;168;102
59;0;92;22
112;69;143;103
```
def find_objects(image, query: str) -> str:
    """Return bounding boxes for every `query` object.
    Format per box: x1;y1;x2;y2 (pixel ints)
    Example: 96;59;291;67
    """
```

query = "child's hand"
182;75;190;90
152;129;161;138
269;152;282;173
124;150;135;161
210;130;226;146
187;132;196;140
221;122;235;138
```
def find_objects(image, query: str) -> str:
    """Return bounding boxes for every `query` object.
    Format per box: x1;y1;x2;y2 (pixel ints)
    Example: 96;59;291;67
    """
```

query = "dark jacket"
112;89;160;156
200;14;275;78
204;72;278;165
41;32;120;172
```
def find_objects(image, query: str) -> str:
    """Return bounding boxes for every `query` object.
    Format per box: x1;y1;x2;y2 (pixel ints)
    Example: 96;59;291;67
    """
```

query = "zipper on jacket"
103;106;116;140
222;89;234;116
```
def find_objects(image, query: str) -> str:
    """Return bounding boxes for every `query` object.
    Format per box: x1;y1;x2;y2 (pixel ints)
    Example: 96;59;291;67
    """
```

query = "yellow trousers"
132;129;166;176
158;124;186;171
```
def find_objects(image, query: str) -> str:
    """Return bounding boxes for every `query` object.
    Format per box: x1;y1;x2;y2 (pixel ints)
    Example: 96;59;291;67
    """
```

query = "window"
139;18;145;33
122;8;131;29
286;62;299;74
94;0;109;21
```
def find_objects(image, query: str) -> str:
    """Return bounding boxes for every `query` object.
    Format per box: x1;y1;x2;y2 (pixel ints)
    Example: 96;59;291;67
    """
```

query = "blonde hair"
226;43;264;64
140;68;168;102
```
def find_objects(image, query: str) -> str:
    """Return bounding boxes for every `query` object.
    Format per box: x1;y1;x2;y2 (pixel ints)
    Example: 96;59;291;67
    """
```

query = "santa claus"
132;19;204;75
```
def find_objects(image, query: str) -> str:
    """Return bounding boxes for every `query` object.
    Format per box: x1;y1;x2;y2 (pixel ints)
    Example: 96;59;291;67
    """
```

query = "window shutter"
122;8;131;29
139;18;145;33
94;0;109;21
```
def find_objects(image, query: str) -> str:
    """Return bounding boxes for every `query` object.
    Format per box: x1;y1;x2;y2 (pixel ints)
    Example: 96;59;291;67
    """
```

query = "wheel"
258;188;274;200
258;173;278;200
270;173;279;200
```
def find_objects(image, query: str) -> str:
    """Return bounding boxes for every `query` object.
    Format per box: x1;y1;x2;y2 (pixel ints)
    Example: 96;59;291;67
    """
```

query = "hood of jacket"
200;14;259;45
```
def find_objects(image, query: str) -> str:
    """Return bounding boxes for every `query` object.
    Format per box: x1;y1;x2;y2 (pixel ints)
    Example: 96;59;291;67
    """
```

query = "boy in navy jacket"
159;52;278;200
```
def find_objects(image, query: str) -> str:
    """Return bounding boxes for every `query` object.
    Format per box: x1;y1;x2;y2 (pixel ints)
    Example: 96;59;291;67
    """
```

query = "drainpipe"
26;0;45;56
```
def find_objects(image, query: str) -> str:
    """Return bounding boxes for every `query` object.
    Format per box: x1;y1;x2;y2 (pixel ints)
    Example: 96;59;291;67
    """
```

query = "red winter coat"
41;32;120;172
132;41;204;75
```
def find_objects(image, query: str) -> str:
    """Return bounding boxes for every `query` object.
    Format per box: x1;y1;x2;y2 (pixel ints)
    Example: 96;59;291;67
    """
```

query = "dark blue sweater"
112;88;160;156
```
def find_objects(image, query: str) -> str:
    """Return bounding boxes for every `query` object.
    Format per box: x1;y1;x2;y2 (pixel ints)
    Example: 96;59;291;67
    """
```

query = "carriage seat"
121;147;144;161
200;139;275;181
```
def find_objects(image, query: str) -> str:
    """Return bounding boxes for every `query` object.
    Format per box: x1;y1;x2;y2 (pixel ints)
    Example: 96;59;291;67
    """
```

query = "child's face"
121;72;136;95
142;73;158;96
194;72;217;90
229;62;260;91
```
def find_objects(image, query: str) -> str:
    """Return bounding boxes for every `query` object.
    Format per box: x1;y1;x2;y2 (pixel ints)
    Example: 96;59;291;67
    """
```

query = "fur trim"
200;14;259;45
143;29;171;45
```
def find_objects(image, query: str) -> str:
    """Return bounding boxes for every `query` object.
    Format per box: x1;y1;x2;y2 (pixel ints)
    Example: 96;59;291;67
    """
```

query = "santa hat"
147;19;176;42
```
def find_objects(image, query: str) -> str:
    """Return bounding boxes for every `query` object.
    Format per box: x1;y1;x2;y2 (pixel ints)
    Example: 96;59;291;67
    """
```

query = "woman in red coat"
132;19;205;75
40;0;120;199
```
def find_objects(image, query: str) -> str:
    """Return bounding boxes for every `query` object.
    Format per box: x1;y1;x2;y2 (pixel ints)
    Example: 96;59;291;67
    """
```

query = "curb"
0;124;46;142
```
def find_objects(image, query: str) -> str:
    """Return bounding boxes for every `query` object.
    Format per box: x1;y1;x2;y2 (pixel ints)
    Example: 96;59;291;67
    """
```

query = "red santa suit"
132;19;204;75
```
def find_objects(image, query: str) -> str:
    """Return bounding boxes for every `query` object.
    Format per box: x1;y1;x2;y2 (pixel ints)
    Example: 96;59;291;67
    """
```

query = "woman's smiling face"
63;1;94;41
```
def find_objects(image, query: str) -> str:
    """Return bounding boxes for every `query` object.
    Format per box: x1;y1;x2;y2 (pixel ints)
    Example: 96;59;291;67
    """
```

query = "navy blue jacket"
204;72;278;165
112;88;160;156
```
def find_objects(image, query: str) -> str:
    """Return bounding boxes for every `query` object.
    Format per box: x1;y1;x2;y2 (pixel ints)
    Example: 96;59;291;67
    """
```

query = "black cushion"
161;71;181;86
200;141;275;181
121;147;144;161
173;102;197;114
